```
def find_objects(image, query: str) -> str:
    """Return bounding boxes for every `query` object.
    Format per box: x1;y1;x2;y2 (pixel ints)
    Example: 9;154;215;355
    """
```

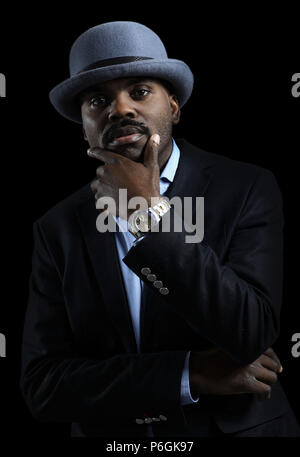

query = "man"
21;21;300;437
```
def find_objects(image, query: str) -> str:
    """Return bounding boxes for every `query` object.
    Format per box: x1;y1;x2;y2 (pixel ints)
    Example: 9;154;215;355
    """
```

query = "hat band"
77;56;153;74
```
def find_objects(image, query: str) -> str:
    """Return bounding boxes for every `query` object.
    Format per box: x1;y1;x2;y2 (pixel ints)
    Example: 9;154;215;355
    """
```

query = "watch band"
149;198;171;218
129;197;171;239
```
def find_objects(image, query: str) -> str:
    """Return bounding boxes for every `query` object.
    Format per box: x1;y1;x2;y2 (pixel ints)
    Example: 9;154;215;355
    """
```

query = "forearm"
124;227;280;363
123;172;284;364
20;349;187;424
24;222;187;424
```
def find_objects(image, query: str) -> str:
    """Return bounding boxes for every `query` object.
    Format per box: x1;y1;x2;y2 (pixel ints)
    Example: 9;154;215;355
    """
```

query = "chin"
109;136;147;161
123;146;144;162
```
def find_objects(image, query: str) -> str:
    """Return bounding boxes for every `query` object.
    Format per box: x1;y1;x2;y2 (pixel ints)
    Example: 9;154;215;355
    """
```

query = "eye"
131;88;151;99
89;95;107;107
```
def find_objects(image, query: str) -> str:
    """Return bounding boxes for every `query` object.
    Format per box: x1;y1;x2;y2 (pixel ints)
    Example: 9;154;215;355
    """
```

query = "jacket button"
141;267;151;275
159;287;169;295
147;274;157;282
159;414;168;421
144;417;153;424
153;280;163;288
135;418;144;424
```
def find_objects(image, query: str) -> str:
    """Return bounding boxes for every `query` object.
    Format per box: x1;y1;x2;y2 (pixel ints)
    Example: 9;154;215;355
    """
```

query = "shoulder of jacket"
34;182;92;228
177;138;275;182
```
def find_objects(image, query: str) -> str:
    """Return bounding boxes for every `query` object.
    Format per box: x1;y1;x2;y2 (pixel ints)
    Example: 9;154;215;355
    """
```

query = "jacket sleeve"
123;169;284;365
20;220;187;424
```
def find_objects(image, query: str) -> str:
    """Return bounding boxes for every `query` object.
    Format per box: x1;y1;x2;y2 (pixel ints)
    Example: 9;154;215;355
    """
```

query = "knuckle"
96;166;104;177
90;180;97;193
263;384;271;394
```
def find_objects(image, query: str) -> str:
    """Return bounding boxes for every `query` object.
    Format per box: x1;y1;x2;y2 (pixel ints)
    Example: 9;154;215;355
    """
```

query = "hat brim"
49;59;194;123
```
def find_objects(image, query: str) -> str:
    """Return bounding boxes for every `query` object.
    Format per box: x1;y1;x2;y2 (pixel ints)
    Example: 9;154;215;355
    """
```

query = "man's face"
80;77;180;163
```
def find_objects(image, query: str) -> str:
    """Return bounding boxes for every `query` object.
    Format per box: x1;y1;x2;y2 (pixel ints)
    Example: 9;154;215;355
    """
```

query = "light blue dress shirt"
114;139;198;411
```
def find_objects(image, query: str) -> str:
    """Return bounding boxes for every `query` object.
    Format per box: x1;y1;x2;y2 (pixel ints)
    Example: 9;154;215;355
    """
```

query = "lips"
114;126;143;139
109;132;145;146
107;126;146;147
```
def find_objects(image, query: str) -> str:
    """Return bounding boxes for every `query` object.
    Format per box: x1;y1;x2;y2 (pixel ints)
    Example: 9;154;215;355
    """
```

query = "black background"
0;4;299;442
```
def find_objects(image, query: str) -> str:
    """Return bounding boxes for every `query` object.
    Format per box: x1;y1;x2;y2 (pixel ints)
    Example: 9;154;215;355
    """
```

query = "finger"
90;178;99;195
143;134;160;168
251;365;278;386
90;178;105;202
256;354;281;373
255;390;271;402
264;347;283;373
96;166;105;179
87;147;118;165
249;378;272;400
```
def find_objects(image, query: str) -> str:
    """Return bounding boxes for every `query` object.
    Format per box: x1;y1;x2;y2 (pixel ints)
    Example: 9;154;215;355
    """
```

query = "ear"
82;127;88;141
170;95;181;125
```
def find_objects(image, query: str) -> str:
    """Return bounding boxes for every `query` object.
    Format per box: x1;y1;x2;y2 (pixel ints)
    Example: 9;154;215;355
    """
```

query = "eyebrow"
80;78;155;103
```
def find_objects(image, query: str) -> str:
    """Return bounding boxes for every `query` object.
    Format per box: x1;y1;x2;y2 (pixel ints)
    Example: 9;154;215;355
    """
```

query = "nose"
108;93;136;122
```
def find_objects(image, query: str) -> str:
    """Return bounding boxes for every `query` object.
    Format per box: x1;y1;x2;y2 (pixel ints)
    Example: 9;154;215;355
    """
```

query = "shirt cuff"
180;351;199;405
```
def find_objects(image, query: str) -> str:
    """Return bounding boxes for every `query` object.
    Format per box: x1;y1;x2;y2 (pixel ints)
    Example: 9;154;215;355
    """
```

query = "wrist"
128;196;171;239
189;372;199;397
148;193;162;207
189;352;199;396
189;352;207;395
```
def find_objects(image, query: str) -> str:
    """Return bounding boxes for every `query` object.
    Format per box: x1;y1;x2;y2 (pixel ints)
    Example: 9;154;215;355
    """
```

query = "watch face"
133;210;150;232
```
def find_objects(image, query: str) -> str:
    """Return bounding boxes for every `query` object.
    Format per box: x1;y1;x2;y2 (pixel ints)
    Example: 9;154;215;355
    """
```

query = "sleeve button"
135;418;144;424
147;274;157;282
159;287;169;295
141;267;151;275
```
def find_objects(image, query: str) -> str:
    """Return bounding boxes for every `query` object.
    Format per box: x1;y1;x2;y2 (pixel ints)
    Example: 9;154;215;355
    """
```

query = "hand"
189;347;283;402
88;134;161;219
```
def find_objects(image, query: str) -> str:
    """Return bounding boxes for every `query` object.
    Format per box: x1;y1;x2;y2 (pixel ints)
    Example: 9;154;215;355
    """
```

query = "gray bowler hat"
49;21;194;123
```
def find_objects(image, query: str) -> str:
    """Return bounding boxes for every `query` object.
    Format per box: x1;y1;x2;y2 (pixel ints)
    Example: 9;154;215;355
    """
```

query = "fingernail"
152;134;160;145
279;366;283;373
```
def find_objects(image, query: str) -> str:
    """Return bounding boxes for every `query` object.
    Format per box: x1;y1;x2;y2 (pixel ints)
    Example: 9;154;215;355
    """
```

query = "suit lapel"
165;138;214;200
76;194;138;353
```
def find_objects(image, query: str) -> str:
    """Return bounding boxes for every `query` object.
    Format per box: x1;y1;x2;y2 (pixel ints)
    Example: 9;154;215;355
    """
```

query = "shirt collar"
160;138;180;183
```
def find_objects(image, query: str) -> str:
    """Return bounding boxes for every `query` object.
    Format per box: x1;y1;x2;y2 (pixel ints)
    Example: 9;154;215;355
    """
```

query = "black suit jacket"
21;139;291;436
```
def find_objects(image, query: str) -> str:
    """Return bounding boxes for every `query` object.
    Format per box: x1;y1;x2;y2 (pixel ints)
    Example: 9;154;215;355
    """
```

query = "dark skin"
80;76;283;401
190;347;283;401
81;77;180;212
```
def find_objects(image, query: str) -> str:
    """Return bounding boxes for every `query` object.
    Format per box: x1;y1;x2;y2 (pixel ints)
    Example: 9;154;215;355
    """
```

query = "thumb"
143;134;160;168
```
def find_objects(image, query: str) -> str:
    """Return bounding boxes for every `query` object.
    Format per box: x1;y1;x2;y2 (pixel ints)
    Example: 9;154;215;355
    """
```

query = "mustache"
103;120;150;147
